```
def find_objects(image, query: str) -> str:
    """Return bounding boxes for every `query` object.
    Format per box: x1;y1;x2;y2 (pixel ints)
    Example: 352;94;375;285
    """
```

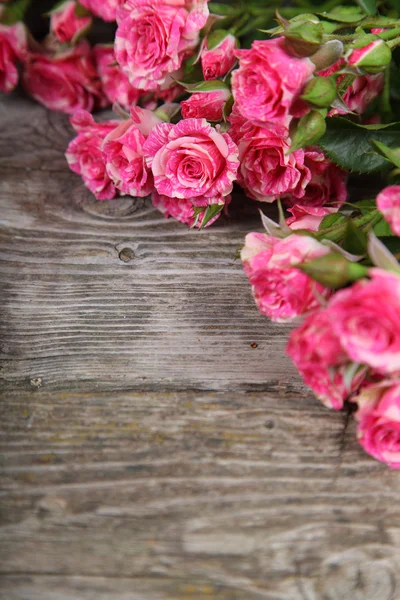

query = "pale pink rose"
50;1;92;44
79;0;122;21
152;190;230;227
201;32;237;80
287;308;367;409
94;45;141;110
377;185;400;236
22;41;106;114
241;232;331;322
181;88;231;121
329;269;400;375
287;205;338;231
143;118;239;201
353;380;400;468
66;110;119;200
231;37;315;126
229;109;311;202
284;148;348;208
115;0;209;91
103;106;162;197
0;23;27;93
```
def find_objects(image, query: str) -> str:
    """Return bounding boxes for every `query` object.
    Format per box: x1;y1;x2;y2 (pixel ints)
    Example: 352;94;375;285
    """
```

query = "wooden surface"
1;94;400;600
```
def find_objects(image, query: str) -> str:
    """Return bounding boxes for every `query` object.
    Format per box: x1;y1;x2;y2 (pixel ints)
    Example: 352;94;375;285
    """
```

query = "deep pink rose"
377;185;400;236
22;41;106;114
115;0;209;91
201;32;237;80
79;0;122;21
229;109;311;202
287;308;367;409
241;232;331;322
353;380;400;468
103;106;162;197
50;1;92;44
94;45;141;110
144;118;239;201
231;37;315;126
152;190;230;228
284;148;348;208
329;269;400;375
0;23;27;93
66;110;119;200
181;88;231;121
287;205;338;231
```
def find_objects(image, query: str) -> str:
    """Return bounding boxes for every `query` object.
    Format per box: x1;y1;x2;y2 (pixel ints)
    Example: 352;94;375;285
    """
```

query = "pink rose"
50;1;92;44
377;185;400;236
329;269;400;375
181;88;231;121
347;39;391;74
0;23;27;93
66;110;119;200
231;37;315;126
103;106;162;197
201;32;237;80
287;308;367;409
229;109;311;202
287;205;338;231
143;118;239;202
152;190;230;227
284;148;348;208
115;0;209;91
353;380;400;468
79;0;122;21
241;232;331;322
22;41;106;114
94;45;141;110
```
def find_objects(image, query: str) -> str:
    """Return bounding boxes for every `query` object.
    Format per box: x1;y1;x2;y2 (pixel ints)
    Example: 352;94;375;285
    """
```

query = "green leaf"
370;139;400;169
319;118;400;173
343;221;368;254
319;213;347;230
317;8;365;23
355;0;376;16
176;79;230;93
1;0;31;24
199;204;224;229
374;218;393;236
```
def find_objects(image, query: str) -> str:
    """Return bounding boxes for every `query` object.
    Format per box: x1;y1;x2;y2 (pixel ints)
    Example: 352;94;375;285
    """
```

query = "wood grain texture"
1;95;400;600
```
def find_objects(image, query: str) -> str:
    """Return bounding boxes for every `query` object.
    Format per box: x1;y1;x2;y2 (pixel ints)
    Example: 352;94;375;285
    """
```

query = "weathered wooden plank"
1;391;399;599
0;93;302;394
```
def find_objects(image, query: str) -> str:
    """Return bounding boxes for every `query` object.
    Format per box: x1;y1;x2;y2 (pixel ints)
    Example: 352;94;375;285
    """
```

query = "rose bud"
50;1;92;44
301;75;337;108
290;109;326;152
181;88;231;121
201;30;237;80
348;38;392;74
284;19;324;58
298;253;368;289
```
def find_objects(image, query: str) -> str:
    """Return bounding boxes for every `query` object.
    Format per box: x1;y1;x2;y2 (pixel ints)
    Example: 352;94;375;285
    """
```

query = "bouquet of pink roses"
2;0;400;467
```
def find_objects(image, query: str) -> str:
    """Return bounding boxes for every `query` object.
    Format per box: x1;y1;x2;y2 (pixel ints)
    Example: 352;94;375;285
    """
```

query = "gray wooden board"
1;94;400;600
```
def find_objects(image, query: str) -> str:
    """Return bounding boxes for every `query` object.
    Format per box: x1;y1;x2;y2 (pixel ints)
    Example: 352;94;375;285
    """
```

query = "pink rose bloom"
229;109;311;202
284;148;348;208
22;41;106;114
287;308;367;409
329;269;400;375
66;110;119;200
152;190;230;228
287;205;338;231
181;88;231;121
0;23;27;93
241;232;331;322
79;0;122;21
231;37;315;126
103;106;162;197
353;380;400;468
201;32;237;80
143;118;239;201
94;45;141;110
50;1;92;44
377;185;400;236
115;0;209;91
